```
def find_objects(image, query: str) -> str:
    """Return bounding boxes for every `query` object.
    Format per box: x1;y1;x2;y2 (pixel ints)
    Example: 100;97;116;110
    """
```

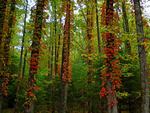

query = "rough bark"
61;0;72;113
133;0;149;113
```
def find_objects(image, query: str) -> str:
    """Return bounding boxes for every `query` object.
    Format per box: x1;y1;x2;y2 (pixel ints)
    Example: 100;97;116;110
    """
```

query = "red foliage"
100;0;121;107
100;87;107;97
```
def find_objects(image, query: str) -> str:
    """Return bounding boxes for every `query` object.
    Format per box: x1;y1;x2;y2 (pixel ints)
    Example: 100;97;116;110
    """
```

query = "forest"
0;0;150;113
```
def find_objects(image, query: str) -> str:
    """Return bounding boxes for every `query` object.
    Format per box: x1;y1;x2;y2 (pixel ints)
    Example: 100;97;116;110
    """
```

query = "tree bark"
133;0;149;113
60;0;72;113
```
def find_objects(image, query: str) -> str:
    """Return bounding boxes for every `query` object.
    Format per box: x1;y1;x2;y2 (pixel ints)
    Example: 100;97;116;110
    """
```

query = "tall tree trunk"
22;49;28;78
48;4;53;79
48;45;53;79
14;1;28;112
95;0;101;53
0;0;7;53
56;25;61;76
133;0;149;113
105;1;119;113
60;0;72;113
0;1;7;112
101;0;121;113
24;0;46;113
0;0;16;112
54;1;58;77
86;0;95;112
18;0;28;79
122;0;131;54
3;0;16;71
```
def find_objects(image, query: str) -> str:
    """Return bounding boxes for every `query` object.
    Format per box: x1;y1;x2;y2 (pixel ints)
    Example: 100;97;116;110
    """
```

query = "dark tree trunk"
14;1;28;112
95;0;101;53
54;1;58;77
0;0;16;112
0;1;7;112
122;0;131;54
133;0;149;113
22;49;28;78
18;0;28;79
0;0;7;48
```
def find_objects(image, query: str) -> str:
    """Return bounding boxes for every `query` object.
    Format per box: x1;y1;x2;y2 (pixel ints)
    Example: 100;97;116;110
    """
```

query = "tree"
0;0;16;112
0;1;8;112
100;0;121;113
95;0;101;53
14;0;28;112
133;0;149;113
86;0;95;112
61;0;73;113
24;0;47;113
122;0;131;54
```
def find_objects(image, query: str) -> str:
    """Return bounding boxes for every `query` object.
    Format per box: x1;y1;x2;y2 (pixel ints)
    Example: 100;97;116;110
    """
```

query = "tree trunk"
0;1;7;112
0;95;2;113
0;0;7;49
60;0;72;113
53;1;58;77
61;83;69;113
18;0;28;79
122;0;131;54
14;1;28;112
24;0;46;112
86;0;95;112
3;0;16;69
95;0;101;53
22;49;28;78
133;0;149;113
101;0;120;113
0;0;16;112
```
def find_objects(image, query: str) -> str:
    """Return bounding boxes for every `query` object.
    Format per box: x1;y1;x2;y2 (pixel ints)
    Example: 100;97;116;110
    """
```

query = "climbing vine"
100;0;121;108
